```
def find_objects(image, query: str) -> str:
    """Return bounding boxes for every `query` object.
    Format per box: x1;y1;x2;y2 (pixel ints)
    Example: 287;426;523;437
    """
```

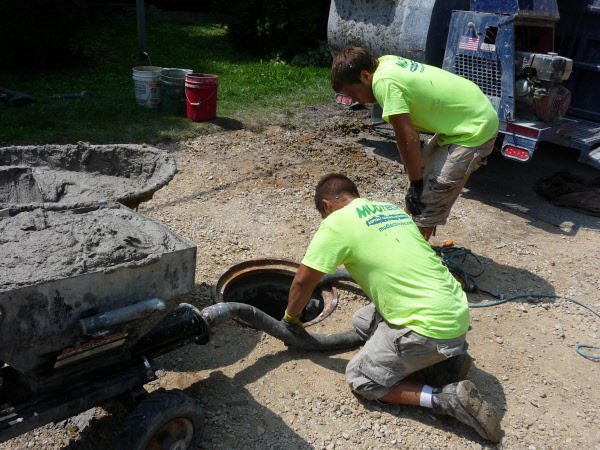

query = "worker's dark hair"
331;46;379;92
314;173;360;216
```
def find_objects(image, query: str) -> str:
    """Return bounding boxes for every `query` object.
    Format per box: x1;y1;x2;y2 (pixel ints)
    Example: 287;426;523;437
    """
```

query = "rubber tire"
114;389;204;450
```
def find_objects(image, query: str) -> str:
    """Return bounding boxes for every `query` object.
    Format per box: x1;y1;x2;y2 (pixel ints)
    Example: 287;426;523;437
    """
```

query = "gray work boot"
432;380;501;442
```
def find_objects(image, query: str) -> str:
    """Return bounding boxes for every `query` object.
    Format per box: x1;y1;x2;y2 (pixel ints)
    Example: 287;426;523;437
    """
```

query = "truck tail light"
335;93;352;106
502;146;532;161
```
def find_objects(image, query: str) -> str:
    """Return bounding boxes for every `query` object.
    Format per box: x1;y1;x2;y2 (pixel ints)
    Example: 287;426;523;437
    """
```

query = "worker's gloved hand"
405;178;426;216
281;309;305;335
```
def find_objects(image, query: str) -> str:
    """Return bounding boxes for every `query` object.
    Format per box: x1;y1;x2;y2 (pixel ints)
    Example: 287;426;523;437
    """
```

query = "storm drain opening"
211;258;338;328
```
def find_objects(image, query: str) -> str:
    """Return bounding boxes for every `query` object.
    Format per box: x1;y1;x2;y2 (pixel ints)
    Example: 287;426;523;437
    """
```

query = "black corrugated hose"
201;268;363;351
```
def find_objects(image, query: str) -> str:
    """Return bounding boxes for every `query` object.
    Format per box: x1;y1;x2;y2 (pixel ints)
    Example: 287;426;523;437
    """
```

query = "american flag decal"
459;36;480;51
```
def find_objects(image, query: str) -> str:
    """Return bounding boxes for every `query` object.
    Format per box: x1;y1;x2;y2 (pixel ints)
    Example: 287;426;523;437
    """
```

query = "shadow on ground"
358;123;600;234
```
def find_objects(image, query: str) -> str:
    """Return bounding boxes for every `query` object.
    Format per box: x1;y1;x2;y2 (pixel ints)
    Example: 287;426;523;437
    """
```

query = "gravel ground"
2;103;599;449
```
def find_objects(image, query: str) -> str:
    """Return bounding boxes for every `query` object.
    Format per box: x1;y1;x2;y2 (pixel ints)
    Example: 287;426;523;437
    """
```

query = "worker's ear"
321;198;333;218
360;70;372;82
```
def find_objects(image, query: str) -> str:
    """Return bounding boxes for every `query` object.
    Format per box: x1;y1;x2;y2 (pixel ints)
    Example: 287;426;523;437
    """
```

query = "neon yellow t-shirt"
301;198;469;339
372;55;499;147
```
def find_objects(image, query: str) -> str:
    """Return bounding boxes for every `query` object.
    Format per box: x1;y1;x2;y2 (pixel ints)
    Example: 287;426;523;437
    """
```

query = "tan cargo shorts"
412;131;498;228
346;303;467;400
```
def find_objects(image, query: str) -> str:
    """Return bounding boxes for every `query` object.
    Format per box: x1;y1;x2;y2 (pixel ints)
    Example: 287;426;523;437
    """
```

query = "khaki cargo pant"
412;131;498;228
345;303;468;400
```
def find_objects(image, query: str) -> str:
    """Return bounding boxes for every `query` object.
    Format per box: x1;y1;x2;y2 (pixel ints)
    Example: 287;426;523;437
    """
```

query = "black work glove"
405;178;426;216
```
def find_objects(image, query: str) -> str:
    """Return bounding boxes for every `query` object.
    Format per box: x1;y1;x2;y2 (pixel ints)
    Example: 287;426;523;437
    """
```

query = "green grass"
0;13;332;145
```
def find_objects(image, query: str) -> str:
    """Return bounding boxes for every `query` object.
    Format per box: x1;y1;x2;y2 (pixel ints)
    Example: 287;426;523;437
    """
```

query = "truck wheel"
115;389;204;450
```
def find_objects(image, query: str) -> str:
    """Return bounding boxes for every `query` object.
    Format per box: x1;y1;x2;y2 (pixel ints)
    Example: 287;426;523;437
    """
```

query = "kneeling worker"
283;173;501;442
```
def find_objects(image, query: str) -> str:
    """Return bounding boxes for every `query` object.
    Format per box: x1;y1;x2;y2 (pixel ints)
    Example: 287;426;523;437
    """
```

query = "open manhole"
0;143;177;211
211;258;338;328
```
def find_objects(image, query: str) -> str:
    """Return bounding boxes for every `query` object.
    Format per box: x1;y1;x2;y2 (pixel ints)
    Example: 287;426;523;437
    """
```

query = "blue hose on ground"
437;245;600;360
469;293;600;360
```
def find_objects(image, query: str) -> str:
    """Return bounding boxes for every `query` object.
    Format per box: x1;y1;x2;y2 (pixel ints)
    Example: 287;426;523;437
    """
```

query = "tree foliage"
0;0;88;69
218;0;330;63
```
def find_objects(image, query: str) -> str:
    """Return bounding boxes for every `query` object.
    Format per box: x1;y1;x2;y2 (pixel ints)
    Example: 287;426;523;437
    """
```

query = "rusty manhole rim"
210;257;339;328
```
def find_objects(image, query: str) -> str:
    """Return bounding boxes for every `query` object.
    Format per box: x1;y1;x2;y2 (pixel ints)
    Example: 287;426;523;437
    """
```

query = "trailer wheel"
115;389;204;450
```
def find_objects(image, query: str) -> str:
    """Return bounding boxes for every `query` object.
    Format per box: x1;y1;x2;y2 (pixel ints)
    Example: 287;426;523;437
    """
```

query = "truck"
328;0;600;169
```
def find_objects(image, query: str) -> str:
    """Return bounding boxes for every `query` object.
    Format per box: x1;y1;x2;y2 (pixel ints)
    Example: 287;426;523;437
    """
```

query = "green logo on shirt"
356;203;407;219
396;58;409;69
395;57;425;73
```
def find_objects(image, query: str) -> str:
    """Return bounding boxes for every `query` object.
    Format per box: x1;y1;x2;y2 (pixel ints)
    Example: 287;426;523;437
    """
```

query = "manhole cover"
211;258;338;328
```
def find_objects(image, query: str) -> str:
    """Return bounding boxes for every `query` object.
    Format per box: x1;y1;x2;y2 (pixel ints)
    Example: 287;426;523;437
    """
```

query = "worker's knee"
352;303;379;340
345;354;395;401
345;328;413;401
418;226;435;241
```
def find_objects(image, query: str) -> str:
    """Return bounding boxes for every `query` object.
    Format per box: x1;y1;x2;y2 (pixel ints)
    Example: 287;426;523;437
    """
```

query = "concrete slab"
0;204;197;375
0;143;177;210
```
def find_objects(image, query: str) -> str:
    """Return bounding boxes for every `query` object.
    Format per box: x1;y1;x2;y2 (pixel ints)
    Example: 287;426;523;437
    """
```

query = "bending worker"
282;173;501;442
331;46;499;241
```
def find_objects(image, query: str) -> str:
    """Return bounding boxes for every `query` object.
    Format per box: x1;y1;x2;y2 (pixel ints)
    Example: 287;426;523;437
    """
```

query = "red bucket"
185;73;218;122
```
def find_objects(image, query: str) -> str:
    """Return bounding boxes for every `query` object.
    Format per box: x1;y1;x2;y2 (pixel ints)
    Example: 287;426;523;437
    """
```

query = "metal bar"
136;0;147;56
77;298;166;337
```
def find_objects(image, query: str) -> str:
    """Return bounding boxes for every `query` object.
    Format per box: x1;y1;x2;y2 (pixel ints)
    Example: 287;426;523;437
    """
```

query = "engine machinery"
441;1;580;162
514;51;573;123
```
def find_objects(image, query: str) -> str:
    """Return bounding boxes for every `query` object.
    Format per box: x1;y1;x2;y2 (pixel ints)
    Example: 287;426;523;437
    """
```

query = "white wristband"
419;384;433;408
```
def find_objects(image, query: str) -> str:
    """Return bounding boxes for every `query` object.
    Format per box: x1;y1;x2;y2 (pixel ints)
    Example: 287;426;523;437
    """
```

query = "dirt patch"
2;103;599;449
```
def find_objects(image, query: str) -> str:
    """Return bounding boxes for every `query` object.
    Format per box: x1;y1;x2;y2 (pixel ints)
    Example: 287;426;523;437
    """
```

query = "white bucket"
133;66;164;108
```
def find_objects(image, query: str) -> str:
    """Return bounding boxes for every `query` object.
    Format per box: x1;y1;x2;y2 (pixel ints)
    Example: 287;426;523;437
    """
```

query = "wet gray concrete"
0;143;177;210
0;204;192;292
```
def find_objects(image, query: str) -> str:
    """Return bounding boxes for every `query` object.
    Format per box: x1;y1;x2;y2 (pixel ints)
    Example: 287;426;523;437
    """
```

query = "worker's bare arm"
286;264;325;317
389;113;422;182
